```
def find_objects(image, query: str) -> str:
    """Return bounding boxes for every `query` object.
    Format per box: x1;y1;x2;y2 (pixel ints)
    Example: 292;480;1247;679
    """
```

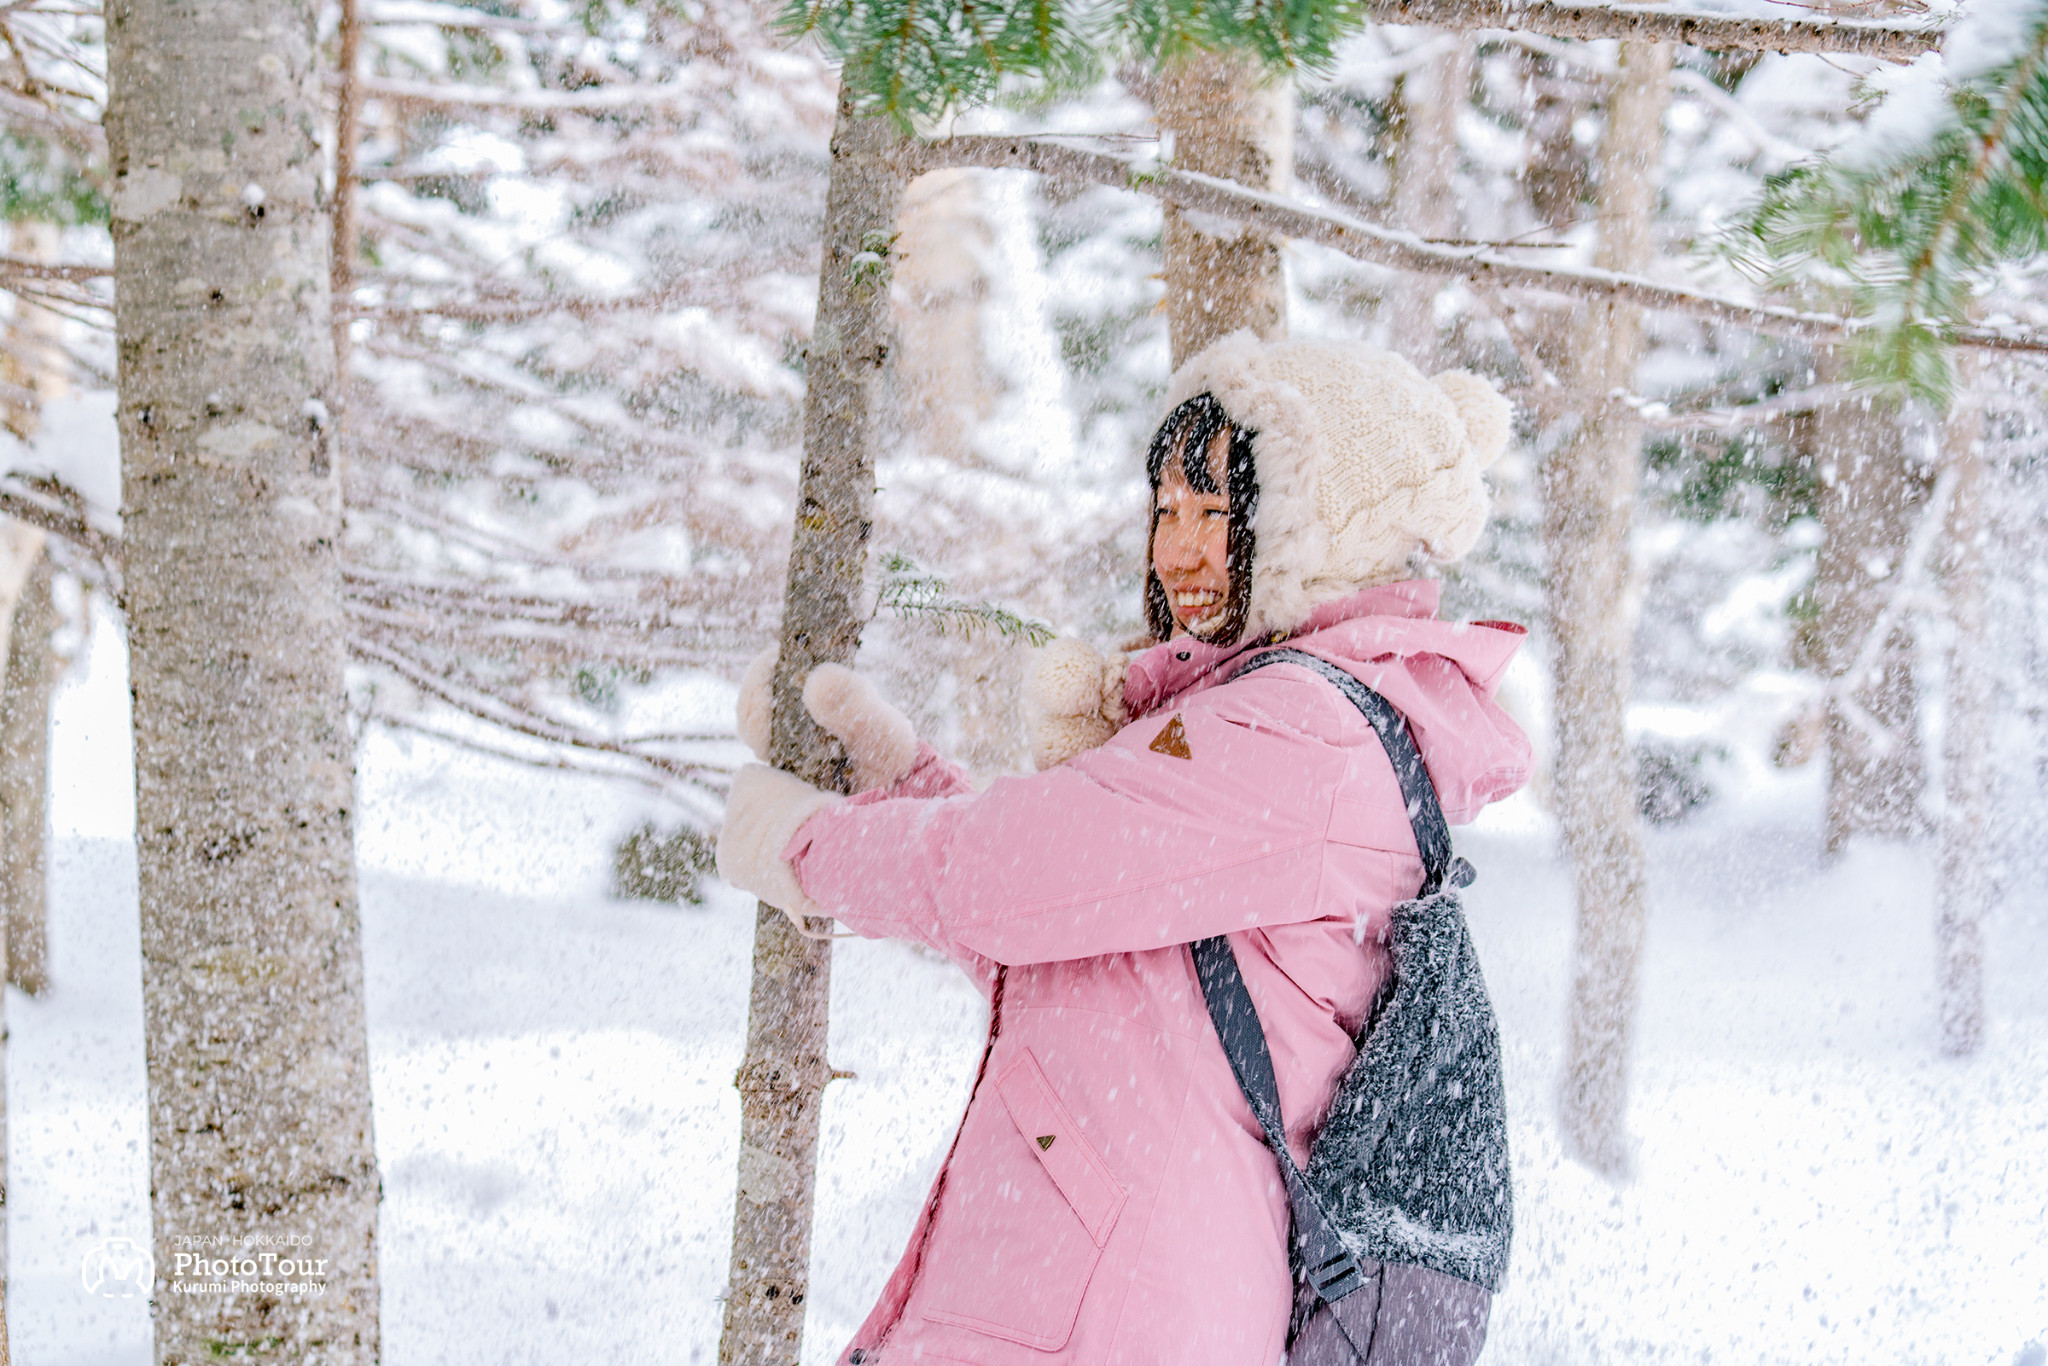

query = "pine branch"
875;551;1056;645
900;134;2048;355
1722;1;2048;400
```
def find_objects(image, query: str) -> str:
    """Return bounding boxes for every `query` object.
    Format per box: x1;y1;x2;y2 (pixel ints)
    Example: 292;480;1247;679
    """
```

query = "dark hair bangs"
1143;393;1260;645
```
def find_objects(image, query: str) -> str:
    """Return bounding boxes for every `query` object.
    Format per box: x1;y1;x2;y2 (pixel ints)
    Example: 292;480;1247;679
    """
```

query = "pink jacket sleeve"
784;671;1367;967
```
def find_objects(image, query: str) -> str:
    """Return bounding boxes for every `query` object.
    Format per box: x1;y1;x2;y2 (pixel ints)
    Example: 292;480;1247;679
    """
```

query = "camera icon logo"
81;1238;155;1298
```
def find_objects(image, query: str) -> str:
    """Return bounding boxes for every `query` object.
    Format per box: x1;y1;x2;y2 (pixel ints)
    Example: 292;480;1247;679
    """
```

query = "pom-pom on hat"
1161;332;1513;640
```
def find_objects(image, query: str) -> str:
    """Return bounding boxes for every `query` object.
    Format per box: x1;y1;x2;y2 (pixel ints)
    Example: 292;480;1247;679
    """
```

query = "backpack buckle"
1308;1249;1365;1302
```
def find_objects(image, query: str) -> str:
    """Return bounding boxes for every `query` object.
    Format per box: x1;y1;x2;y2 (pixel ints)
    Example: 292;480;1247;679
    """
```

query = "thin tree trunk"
0;519;44;1366
332;0;363;374
1155;51;1292;366
1548;39;1670;1177
106;2;380;1360
1810;380;1928;855
1;541;58;996
1385;36;1474;367
718;94;901;1366
1937;355;1987;1055
1;220;69;442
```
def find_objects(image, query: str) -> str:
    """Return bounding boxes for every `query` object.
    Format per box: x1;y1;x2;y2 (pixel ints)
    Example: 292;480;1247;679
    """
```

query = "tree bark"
0;518;51;1366
1;539;57;996
1808;383;1928;855
1385;37;1474;368
717;93;901;1366
0;220;69;442
105;2;380;1360
1155;51;1292;366
332;0;362;375
1548;40;1670;1177
1937;355;1987;1056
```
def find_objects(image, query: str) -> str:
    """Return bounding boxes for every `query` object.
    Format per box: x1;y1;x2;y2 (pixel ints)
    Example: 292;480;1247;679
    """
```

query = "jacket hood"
1124;581;1530;823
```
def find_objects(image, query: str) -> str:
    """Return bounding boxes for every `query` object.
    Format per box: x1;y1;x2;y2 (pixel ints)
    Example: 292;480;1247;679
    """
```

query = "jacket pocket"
919;1049;1129;1350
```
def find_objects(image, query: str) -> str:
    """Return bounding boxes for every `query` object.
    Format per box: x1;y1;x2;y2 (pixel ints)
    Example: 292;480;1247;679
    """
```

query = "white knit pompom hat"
1161;332;1513;640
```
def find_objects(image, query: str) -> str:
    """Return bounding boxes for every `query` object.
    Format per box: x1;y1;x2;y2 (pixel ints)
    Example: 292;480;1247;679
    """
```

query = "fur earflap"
1024;637;1129;770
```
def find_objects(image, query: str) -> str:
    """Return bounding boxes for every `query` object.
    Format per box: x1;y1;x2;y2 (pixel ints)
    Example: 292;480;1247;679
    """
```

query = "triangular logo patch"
1149;714;1192;760
1035;1134;1056;1151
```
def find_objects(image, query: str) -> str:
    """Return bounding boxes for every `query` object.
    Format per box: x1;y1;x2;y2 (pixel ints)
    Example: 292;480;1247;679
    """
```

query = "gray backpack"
1193;650;1512;1366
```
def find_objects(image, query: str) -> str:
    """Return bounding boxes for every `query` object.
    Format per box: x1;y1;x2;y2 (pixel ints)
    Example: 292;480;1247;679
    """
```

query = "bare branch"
364;0;567;34
0;253;109;284
0;472;120;569
367;709;681;797
347;272;725;323
356;73;696;114
1360;0;1941;61
900;137;2048;357
348;632;729;789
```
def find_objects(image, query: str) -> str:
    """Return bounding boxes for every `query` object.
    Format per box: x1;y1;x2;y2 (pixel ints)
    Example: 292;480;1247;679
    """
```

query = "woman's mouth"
1173;588;1223;627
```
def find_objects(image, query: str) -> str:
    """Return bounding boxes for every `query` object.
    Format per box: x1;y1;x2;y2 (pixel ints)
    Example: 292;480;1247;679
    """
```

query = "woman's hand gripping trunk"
720;647;924;934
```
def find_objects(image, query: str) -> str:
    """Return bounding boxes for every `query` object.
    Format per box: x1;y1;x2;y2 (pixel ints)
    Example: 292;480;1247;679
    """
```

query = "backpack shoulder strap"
1188;646;1469;1319
1229;647;1472;896
1188;935;1370;1308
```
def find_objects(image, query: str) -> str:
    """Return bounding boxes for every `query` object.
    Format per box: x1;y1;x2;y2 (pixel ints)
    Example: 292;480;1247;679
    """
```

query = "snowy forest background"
0;0;2043;1361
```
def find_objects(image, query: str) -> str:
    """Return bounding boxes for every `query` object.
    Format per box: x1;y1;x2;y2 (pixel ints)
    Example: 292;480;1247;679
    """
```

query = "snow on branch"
1359;0;1940;61
898;136;2048;358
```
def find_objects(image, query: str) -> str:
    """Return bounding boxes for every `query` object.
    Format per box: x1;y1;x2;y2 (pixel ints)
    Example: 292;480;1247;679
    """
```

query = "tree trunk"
1;539;57;996
1937;356;1987;1056
1809;381;1928;855
718;94;902;1366
0;519;44;1366
1155;51;1292;366
1385;37;1474;367
106;2;380;1360
331;0;362;375
0;220;70;442
1547;39;1670;1177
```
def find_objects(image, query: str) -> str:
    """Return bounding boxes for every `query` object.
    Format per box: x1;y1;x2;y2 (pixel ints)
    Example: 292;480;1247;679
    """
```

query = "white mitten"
1024;637;1128;771
736;650;918;792
716;763;839;923
803;664;920;792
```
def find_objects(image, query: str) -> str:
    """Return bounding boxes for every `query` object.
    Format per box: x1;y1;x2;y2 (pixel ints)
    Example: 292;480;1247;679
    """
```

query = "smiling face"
1151;430;1234;639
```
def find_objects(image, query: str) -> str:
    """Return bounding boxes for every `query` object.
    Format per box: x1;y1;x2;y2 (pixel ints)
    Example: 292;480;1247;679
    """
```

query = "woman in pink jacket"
718;334;1532;1365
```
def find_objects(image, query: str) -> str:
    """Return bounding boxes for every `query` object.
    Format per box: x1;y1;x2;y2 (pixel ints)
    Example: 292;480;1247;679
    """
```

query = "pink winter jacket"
785;582;1530;1366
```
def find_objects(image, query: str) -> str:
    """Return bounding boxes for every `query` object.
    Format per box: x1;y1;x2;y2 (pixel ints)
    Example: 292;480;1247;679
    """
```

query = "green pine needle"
875;551;1056;646
781;0;1369;123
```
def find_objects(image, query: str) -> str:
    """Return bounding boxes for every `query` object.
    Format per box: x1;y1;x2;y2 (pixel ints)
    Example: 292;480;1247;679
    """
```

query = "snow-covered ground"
9;605;2046;1366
